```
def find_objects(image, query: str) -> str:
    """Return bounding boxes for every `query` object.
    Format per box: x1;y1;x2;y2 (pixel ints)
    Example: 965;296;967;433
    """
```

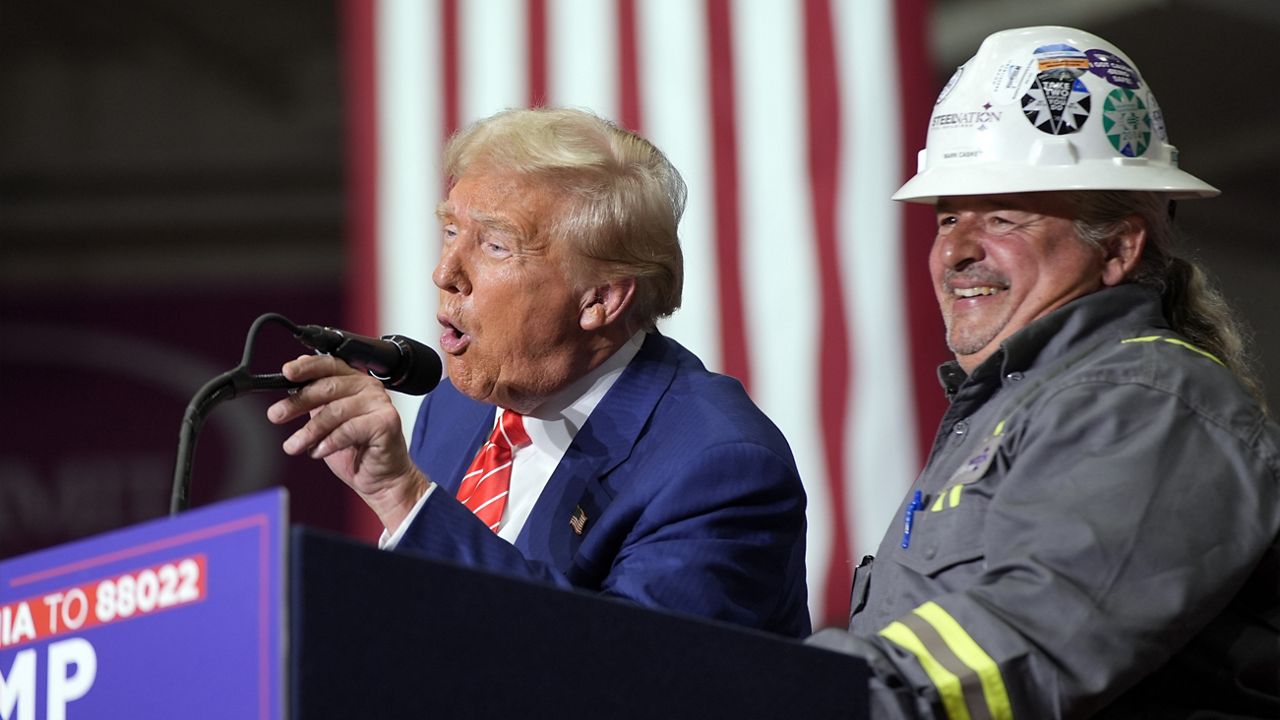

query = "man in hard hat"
810;26;1280;717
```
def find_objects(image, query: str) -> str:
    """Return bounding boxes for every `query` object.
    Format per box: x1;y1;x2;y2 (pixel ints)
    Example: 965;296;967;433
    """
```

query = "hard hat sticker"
1102;89;1152;157
1022;72;1092;135
1031;43;1090;73
936;65;964;105
1085;49;1142;90
1147;90;1168;142
989;58;1034;104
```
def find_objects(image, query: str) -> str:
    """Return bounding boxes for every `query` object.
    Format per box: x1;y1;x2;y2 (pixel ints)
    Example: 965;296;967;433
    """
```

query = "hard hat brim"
892;161;1221;204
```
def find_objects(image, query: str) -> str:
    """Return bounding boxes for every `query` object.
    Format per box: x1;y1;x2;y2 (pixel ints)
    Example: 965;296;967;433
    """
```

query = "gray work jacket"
813;285;1280;718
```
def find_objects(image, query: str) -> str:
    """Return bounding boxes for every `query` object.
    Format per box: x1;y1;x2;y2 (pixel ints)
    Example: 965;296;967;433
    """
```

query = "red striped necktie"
456;410;531;533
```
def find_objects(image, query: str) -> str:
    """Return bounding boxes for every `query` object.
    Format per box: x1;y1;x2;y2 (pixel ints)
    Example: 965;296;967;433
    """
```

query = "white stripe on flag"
461;0;528;123
639;0;719;371
377;0;441;435
548;0;618;116
734;0;831;626
837;0;919;558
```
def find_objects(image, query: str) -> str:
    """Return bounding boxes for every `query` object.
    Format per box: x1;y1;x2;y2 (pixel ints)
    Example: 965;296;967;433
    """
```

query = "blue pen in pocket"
900;490;923;549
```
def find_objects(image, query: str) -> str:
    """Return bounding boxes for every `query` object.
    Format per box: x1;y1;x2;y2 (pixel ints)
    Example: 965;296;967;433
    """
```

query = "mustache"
943;265;1008;289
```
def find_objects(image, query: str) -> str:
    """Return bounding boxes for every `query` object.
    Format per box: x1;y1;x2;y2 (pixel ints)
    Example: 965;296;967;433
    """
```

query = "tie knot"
493;410;531;450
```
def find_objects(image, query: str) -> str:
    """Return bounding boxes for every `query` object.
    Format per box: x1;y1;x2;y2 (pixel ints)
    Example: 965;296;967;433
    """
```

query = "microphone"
293;325;443;396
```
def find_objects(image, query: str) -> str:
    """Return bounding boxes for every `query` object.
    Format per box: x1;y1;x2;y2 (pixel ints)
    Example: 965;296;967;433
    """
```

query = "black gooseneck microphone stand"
169;313;305;516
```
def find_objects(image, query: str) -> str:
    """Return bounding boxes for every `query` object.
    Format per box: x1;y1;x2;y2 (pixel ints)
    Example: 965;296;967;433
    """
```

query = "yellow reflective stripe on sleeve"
880;621;973;720
1121;335;1225;366
949;484;963;508
993;420;1005;437
1160;338;1224;366
914;602;1014;720
931;493;947;512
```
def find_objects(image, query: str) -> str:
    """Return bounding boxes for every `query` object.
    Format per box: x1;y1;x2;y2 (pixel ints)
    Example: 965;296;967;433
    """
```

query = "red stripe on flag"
704;0;751;389
616;0;641;132
339;0;385;540
441;0;461;139
804;0;854;626
341;0;378;338
893;0;948;464
527;0;548;107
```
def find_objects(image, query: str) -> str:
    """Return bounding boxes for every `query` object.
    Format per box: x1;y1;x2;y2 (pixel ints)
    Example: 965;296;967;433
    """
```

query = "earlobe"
579;277;637;331
1100;218;1147;287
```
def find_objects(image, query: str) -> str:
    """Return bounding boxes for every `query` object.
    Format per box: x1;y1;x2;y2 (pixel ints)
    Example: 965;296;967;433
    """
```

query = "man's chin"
947;330;1002;369
947;331;995;358
444;362;484;398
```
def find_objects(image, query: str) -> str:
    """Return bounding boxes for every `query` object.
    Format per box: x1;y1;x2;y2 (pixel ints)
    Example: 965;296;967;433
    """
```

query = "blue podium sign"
0;489;287;720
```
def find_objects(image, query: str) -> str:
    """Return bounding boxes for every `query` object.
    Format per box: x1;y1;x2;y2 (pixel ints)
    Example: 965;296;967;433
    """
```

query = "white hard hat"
893;26;1219;204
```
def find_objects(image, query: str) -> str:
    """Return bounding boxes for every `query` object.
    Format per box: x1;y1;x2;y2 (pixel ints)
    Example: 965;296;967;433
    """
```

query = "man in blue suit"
269;107;809;637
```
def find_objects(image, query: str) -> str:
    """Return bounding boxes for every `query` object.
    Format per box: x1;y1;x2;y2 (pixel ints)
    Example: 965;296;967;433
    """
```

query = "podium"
1;490;869;718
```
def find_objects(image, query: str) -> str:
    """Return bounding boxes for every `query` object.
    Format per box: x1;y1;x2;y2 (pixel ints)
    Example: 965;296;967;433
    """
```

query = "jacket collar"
937;284;1167;397
515;332;677;553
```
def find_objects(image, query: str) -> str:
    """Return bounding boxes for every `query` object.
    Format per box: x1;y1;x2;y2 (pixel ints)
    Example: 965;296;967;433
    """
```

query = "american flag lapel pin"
569;505;588;535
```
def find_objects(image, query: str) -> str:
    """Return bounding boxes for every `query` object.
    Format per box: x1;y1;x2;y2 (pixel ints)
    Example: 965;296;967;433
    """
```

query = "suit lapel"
514;334;678;564
435;392;496;495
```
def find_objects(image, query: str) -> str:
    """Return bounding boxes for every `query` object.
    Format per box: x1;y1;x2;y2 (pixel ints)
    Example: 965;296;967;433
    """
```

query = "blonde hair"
443;107;686;328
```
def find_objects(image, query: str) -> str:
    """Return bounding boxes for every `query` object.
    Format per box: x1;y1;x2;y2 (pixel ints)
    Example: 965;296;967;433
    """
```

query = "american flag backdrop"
340;0;948;627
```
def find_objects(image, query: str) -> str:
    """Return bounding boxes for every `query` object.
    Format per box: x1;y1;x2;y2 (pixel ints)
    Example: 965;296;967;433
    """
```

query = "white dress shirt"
381;331;644;548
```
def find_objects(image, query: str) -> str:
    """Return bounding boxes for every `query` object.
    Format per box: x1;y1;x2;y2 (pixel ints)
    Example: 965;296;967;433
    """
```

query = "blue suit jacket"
402;333;810;636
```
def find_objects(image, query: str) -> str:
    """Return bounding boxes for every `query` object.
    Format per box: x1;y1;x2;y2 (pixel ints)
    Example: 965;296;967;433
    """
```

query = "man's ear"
579;277;637;331
1101;216;1147;286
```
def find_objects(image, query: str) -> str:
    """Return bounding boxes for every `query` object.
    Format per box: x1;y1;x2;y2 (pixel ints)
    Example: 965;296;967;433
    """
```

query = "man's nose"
433;244;470;294
935;218;985;272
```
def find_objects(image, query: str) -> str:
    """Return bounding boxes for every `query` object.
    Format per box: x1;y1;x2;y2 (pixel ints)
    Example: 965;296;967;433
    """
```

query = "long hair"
443;107;686;330
1069;190;1266;409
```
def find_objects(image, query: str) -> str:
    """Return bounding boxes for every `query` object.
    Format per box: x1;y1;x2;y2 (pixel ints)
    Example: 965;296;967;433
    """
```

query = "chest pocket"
894;494;988;576
893;433;1005;577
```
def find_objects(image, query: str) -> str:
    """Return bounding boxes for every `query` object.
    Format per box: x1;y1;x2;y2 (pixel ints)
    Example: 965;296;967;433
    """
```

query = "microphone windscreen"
385;335;443;396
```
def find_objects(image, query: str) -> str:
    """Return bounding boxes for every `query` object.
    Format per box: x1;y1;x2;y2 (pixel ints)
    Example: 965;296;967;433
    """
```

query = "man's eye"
987;215;1020;233
482;238;511;256
442;225;459;241
937;215;958;232
995;209;1040;224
